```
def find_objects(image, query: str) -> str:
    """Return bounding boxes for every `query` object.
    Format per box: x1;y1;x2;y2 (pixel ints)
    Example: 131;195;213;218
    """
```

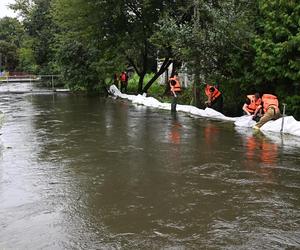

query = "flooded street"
0;83;300;249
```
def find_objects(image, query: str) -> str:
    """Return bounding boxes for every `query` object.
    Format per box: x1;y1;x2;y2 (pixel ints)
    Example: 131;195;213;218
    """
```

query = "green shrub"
285;95;300;120
127;72;165;96
148;82;165;96
127;73;140;92
178;85;193;105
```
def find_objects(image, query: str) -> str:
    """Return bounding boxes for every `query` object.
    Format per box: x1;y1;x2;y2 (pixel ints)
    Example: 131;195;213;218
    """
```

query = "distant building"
157;59;192;88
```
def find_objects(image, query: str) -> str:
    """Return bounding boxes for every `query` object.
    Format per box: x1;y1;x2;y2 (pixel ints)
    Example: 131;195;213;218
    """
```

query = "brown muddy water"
0;85;299;249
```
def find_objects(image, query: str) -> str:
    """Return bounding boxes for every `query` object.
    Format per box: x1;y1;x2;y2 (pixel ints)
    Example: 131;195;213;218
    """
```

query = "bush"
127;73;165;96
285;95;300;120
127;73;139;92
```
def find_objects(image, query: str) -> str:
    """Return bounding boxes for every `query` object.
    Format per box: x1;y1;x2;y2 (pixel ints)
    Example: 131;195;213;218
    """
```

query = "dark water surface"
0;91;299;249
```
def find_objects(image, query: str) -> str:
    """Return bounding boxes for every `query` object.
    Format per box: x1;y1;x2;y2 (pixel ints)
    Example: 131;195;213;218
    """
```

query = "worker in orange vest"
253;94;281;129
242;92;262;121
169;73;181;112
119;71;128;93
204;84;223;113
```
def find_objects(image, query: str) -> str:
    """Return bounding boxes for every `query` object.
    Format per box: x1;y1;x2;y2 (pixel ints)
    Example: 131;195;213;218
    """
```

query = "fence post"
280;103;287;133
52;75;54;91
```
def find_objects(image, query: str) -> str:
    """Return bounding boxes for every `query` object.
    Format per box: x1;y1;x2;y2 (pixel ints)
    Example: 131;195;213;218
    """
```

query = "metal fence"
0;75;64;90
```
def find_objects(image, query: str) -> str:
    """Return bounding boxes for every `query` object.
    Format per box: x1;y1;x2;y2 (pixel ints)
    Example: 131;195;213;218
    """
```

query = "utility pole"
0;53;2;71
280;103;287;133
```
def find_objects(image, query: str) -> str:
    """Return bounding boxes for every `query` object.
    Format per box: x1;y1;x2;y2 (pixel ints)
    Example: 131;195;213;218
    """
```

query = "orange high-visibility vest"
169;77;181;92
205;84;221;102
262;94;279;113
245;94;262;114
120;72;127;82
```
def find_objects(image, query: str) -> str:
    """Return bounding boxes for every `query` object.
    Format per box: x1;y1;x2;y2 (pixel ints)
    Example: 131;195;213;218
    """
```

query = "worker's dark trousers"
171;96;177;112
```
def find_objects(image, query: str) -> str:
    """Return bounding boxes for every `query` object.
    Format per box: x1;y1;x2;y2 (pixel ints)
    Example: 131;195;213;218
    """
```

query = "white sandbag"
234;115;256;128
109;84;300;137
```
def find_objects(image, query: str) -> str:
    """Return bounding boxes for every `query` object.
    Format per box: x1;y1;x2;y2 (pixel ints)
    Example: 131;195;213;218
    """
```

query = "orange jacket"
120;72;128;82
169;77;181;92
262;94;279;113
245;94;262;114
205;84;221;102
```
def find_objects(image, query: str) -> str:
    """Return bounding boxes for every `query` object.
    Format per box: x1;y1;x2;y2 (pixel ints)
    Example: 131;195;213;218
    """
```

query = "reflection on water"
169;113;182;144
243;132;278;183
204;121;220;147
0;92;299;249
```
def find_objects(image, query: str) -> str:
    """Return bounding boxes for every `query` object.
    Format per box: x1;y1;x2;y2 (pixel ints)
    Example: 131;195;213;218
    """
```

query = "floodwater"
0;82;300;249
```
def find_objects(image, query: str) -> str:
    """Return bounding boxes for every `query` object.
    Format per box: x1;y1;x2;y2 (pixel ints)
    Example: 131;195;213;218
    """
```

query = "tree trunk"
142;58;172;93
192;67;202;107
138;71;146;93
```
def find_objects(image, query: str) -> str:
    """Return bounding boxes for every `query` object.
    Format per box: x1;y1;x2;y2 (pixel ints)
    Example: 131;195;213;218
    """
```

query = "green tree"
52;0;173;92
52;0;115;90
0;17;25;71
145;2;193;94
18;38;37;72
0;17;24;47
11;0;58;74
253;0;300;94
150;0;257;109
0;40;19;71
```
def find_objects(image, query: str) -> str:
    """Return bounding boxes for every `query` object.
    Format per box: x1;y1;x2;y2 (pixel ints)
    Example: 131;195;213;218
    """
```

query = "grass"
108;72;194;105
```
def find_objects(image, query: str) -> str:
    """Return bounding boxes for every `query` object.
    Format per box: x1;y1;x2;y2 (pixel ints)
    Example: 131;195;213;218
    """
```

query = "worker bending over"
242;93;262;122
204;84;223;113
253;94;281;129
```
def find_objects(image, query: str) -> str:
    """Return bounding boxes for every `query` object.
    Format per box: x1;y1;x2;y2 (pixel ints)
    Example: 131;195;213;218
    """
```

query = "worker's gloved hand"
252;115;260;122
